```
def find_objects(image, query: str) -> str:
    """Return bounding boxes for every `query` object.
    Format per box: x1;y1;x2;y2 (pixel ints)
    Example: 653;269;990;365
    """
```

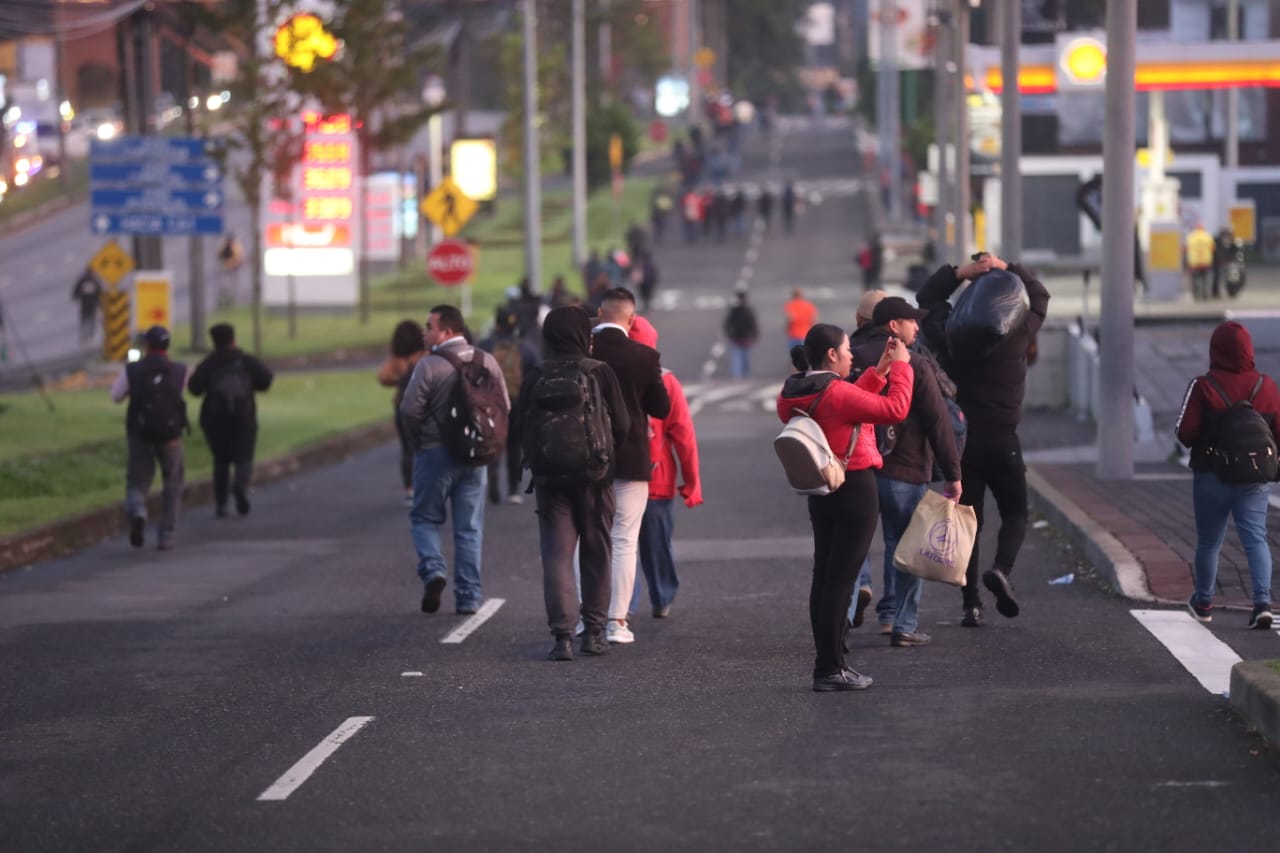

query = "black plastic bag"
945;269;1029;359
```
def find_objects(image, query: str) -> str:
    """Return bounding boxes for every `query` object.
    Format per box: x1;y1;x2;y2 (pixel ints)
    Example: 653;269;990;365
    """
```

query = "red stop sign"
427;239;474;286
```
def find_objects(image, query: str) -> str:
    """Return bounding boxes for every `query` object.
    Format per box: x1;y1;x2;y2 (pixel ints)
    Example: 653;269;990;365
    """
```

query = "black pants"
536;481;615;636
959;426;1028;608
205;423;256;510
807;468;879;678
487;426;524;502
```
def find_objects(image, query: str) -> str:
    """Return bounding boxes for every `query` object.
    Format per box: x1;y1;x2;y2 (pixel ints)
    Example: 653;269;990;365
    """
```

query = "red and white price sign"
427;239;474;287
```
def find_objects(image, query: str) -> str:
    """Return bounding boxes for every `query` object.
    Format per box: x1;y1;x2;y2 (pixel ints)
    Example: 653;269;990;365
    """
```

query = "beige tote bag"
892;490;977;586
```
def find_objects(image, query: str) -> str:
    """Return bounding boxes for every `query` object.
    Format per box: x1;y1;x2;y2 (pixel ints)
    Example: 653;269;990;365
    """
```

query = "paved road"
2;119;1278;851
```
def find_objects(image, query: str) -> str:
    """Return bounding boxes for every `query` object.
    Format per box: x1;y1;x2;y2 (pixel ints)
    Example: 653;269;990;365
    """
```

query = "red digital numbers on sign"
296;113;356;224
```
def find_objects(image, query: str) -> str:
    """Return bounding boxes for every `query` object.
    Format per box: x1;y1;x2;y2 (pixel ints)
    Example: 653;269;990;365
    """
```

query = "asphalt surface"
2;118;1279;852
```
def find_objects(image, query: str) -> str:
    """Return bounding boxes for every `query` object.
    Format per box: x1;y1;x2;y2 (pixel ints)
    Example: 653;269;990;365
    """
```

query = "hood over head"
1209;321;1255;373
542;306;592;357
629;315;659;348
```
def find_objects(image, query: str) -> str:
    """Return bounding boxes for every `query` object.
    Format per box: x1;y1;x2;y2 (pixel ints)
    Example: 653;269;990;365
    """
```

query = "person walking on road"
591;288;672;644
917;252;1050;627
627;316;702;620
70;266;103;344
400;305;510;616
515;307;630;661
377;320;428;505
857;234;884;290
216;233;244;308
850;298;963;648
777;323;913;692
477;307;541;505
781;180;797;234
187;323;274;519
110;325;188;551
1185;222;1215;302
724;291;759;379
784;288;818;350
757;185;775;232
1175;321;1277;630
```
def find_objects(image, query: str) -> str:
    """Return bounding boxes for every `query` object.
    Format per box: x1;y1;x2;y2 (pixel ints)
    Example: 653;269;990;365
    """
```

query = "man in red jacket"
627;316;703;619
1175;321;1277;629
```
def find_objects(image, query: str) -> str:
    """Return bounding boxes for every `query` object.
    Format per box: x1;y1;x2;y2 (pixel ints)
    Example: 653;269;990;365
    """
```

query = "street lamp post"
422;75;446;247
521;0;542;293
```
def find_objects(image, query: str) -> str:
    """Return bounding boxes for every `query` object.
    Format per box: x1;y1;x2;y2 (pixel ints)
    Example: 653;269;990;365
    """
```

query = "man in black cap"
109;325;188;550
188;323;274;517
850;297;963;646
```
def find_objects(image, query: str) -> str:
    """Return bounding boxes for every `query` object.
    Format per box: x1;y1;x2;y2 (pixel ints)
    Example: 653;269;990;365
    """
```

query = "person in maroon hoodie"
777;323;913;692
1175;321;1278;629
627;316;702;619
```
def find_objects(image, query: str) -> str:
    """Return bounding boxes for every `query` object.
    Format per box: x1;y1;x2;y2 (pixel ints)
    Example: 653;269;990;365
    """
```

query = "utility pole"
53;2;69;189
951;1;970;256
571;0;588;267
521;0;541;293
999;0;1021;259
878;0;901;222
933;6;952;259
1098;0;1137;480
183;27;206;353
687;0;701;127
1225;0;1239;171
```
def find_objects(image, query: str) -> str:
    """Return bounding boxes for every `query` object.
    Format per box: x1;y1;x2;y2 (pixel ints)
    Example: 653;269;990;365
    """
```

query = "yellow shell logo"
1061;38;1107;85
275;14;339;73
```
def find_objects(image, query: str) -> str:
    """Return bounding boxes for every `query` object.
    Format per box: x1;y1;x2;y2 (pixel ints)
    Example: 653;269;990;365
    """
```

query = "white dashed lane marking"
441;598;505;644
257;716;375;802
1130;609;1242;696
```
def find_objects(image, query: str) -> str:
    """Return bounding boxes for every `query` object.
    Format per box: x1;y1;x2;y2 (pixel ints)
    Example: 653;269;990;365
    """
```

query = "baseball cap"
143;325;171;350
872;296;929;326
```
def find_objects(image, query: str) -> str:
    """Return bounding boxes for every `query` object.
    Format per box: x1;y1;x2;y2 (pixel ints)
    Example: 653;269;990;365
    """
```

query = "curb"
1025;466;1163;603
0;420;396;574
1229;661;1280;749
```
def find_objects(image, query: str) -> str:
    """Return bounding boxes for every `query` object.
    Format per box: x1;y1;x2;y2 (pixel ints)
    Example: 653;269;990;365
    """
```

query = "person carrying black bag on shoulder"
188;323;274;518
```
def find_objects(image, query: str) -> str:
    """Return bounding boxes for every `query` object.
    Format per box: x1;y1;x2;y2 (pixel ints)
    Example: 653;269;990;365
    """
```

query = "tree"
189;0;303;355
291;0;443;324
725;0;807;108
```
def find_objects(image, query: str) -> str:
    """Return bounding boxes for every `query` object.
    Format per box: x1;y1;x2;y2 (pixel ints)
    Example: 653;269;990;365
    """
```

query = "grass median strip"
0;368;393;538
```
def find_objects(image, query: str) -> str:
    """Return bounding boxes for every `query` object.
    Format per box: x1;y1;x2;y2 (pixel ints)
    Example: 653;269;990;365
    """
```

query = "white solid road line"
257;716;374;802
1130;610;1242;696
441;598;505;644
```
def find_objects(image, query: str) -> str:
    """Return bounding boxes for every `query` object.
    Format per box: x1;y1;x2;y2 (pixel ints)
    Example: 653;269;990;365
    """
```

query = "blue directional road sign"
89;136;226;236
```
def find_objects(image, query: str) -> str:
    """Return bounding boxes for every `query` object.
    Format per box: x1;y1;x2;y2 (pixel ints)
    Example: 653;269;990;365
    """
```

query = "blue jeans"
875;476;927;628
631;498;678;615
410;445;487;610
729;343;751;378
1192;471;1273;607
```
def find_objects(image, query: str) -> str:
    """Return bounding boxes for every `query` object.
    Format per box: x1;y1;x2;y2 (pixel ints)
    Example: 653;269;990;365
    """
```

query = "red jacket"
776;362;914;472
1176;321;1280;471
630;316;702;506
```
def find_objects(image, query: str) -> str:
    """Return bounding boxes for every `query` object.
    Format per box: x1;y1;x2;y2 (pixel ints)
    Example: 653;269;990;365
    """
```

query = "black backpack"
1203;375;1278;484
433;348;509;467
206;358;253;423
128;359;187;443
522;358;613;487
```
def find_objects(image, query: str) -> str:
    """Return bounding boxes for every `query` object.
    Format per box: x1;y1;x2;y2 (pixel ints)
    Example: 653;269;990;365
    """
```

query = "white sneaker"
507;494;524;505
573;620;585;637
606;621;635;644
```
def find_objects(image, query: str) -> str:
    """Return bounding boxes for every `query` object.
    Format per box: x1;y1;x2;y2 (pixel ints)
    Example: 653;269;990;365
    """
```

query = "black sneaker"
1186;594;1213;624
890;630;932;647
420;576;446;614
1247;605;1273;630
215;505;229;519
548;634;574;661
850;585;873;628
580;628;608;656
233;488;251;517
961;606;984;627
982;568;1020;618
812;669;873;692
129;517;145;548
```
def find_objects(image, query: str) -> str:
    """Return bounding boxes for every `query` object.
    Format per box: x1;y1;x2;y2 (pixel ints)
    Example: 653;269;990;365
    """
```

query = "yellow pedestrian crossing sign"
420;177;478;237
90;240;135;288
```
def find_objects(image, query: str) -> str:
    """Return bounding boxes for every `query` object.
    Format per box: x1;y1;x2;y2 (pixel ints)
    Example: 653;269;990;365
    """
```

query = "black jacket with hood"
850;326;961;485
917;261;1049;431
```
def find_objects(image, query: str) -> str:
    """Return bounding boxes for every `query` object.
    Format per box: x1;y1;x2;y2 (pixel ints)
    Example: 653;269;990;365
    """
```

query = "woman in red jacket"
1175;321;1277;629
628;316;702;619
777;323;913;692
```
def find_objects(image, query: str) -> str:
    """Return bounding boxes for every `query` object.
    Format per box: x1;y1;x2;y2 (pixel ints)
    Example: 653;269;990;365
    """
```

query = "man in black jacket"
513;307;631;660
851;297;963;646
917;253;1050;626
591;288;672;644
187;323;274;518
